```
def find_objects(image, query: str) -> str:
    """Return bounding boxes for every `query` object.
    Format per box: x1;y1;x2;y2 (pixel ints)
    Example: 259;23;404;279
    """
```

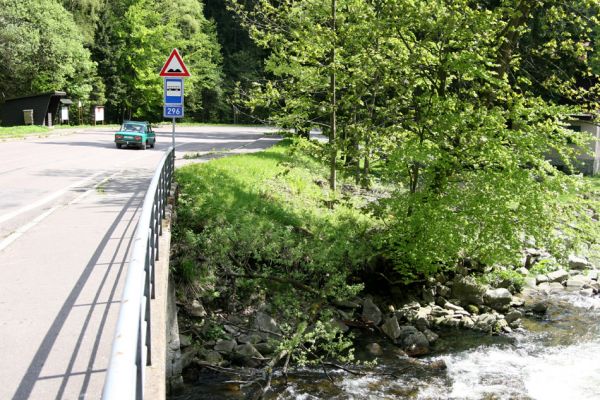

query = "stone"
524;277;538;289
366;342;383;356
381;316;402;340
536;275;549;284
546;270;569;284
565;274;590;289
214;339;236;353
333;299;361;308
234;344;264;367
223;324;239;335
483;288;513;312
451;276;486;306
466;304;479;315
587;270;599;281
203;350;223;365
254;342;275;355
437;284;451;298
475;313;497;332
422;287;435;304
422;328;439;343
444;302;464;312
505;310;523;324
568;254;590;270
429;360;447;370
329;318;349;333
531;302;548;314
237;334;262;344
538;282;565;294
362;298;382;325
517;267;529;276
398;325;430;356
460;317;475;329
254;311;281;337
580;288;595;297
179;334;192;348
189;300;207;318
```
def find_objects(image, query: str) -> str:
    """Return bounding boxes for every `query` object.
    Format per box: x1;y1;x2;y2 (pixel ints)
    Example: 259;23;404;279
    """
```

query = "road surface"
0;125;279;400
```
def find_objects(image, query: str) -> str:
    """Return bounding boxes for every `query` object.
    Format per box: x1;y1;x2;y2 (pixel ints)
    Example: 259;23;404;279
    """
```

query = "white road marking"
0;171;122;253
0;171;105;226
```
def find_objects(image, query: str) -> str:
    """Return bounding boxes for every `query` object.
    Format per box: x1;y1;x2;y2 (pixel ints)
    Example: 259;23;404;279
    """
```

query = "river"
172;291;600;400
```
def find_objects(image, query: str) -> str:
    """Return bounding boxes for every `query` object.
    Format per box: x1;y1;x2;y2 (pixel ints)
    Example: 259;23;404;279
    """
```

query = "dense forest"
0;0;264;123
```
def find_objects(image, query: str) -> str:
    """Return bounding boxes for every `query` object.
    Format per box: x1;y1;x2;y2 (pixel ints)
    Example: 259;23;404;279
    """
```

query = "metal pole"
171;118;175;155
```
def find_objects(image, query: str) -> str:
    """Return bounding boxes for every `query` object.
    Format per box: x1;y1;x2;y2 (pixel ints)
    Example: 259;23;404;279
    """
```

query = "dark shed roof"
0;91;67;126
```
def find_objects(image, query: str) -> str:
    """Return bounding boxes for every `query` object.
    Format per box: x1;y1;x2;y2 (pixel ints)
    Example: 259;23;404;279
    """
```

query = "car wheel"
140;141;146;150
116;143;122;149
150;140;155;149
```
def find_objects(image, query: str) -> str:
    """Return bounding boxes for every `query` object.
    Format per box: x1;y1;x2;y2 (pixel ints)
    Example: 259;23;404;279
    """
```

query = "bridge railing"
102;147;175;400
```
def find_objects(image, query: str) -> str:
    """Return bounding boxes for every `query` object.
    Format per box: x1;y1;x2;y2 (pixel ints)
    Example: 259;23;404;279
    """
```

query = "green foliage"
172;139;376;349
529;258;559;276
478;268;525;293
231;0;599;282
0;0;97;100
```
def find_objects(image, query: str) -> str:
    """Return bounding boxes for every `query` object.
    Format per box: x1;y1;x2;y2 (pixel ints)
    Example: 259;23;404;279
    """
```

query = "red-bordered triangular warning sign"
160;49;191;77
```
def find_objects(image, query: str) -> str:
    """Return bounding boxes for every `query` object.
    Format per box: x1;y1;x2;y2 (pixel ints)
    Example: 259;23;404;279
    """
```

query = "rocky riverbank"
169;244;600;397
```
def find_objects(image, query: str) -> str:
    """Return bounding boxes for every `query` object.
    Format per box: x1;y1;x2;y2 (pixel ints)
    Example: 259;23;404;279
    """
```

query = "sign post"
160;48;191;155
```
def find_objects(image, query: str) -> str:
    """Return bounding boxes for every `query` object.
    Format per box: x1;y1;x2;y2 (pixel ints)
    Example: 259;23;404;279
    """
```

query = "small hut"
0;91;70;127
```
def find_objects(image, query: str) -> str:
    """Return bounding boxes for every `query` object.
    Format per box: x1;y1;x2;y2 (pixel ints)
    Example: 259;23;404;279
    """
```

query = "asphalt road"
0;125;280;400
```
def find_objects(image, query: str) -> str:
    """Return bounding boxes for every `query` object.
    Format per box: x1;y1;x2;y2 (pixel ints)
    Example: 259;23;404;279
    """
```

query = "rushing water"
172;292;600;400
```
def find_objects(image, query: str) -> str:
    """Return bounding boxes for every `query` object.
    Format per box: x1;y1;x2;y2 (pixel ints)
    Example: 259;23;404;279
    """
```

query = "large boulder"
451;276;486;306
381;316;402;340
398;325;430;356
483;288;512;312
234;343;264;367
547;269;569;283
254;311;281;338
568;255;590;270
362;298;382;325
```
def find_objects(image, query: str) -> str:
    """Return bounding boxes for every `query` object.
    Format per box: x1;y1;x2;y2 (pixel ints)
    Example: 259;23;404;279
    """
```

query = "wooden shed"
0;91;68;127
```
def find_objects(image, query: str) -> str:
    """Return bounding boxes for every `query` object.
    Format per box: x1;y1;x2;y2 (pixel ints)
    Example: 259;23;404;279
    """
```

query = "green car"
114;120;156;150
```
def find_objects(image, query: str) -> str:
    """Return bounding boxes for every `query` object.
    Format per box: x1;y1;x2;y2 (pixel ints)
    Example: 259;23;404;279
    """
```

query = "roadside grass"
0;124;120;139
0;125;51;138
172;138;380;309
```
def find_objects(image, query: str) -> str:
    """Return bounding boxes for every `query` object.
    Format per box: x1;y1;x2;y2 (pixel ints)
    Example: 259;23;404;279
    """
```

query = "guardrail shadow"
11;186;145;399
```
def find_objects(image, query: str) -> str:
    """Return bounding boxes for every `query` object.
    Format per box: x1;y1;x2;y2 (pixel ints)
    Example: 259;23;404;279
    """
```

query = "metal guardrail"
102;147;175;400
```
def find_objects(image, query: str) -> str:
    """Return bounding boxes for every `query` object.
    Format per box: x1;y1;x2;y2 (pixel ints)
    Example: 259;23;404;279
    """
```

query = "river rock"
214;339;236;353
580;288;595;297
362;298;382;325
422;328;439;343
366;342;383;356
189;300;207;318
234;343;264;367
524;277;538;289
517;267;529;276
547;270;569;284
483;288;512;312
537;282;564;294
530;301;548;314
460;316;475;329
587;270;599;281
179;334;192;348
568;254;590;270
565;274;590;289
474;313;497;332
381;316;402;340
398;325;430;356
254;311;281;337
254;342;275;355
505;310;522;324
452;276;486;306
203;350;223;365
437;284;451;298
536;275;549;284
237;333;262;344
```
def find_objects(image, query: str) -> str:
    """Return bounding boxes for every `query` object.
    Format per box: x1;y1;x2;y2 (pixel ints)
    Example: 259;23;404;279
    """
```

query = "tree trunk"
329;0;337;191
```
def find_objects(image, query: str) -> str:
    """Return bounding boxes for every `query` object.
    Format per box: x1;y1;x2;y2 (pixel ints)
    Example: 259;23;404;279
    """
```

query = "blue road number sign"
164;105;184;118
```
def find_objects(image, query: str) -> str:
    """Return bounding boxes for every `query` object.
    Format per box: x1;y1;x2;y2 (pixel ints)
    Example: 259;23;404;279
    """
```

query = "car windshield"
122;123;144;132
